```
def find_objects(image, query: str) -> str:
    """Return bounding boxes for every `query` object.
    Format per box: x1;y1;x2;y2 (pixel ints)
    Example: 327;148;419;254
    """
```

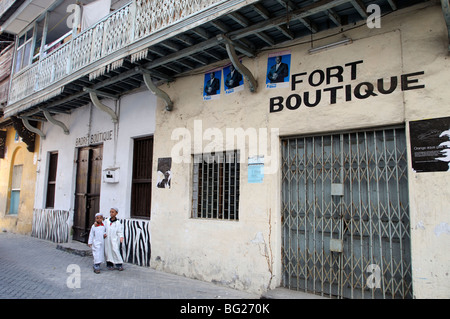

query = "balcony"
2;0;421;120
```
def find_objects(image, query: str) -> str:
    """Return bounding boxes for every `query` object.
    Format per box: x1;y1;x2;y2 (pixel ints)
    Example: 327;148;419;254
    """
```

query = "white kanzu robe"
104;218;124;264
88;224;106;264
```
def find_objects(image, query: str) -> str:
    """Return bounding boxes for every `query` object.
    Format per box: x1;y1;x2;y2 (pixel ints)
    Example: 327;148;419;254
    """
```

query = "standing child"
104;207;124;271
88;212;106;274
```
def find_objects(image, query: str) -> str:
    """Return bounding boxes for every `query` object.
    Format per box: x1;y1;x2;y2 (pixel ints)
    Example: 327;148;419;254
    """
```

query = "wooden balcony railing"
7;0;229;106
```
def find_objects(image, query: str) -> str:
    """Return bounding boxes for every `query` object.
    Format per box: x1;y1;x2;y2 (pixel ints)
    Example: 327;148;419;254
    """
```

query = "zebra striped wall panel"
121;219;151;267
32;209;70;243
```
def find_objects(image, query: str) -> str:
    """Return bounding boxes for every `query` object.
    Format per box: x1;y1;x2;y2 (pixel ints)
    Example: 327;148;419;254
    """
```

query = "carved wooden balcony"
3;0;415;119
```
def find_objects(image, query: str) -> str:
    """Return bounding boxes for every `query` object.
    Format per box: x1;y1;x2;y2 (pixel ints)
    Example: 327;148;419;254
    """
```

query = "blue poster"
223;63;244;94
266;51;291;89
203;69;222;100
248;156;264;183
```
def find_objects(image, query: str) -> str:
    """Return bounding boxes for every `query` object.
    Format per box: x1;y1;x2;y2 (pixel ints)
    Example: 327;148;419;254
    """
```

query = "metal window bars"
192;150;240;220
281;127;412;299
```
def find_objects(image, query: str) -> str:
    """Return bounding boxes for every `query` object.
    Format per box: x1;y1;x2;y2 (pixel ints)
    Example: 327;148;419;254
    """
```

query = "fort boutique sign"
75;130;113;147
269;60;425;112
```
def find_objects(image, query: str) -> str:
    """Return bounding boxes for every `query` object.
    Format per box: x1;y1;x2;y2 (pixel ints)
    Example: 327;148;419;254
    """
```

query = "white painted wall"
149;2;450;297
35;88;157;222
33;2;450;298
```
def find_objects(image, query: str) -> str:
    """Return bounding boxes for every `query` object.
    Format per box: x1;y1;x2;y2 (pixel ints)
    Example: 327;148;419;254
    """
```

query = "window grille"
281;127;412;299
131;136;153;219
45;152;58;208
10;164;23;215
192;151;240;220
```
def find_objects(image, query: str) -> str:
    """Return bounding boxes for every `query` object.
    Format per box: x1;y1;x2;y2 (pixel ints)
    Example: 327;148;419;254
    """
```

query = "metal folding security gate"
281;127;412;299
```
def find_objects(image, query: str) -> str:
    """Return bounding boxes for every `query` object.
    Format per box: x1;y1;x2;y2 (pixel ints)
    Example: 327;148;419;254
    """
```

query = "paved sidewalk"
0;232;259;299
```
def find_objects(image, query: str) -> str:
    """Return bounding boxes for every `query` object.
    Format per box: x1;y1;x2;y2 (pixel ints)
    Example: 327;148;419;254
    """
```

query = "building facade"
150;2;450;298
0;0;449;298
0;32;39;235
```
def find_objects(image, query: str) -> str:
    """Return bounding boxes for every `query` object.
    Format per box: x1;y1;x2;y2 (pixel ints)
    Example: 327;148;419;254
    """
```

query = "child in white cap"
104;207;124;270
88;212;106;273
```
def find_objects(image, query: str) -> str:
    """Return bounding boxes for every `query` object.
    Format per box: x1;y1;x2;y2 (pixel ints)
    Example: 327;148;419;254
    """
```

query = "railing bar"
382;130;391;298
320;135;325;297
312;136;316;294
347;133;354;299
393;128;407;298
303;137;308;293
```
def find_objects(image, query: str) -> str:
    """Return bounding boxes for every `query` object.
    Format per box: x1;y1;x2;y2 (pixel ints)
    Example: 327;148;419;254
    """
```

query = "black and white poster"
409;116;450;172
157;157;172;188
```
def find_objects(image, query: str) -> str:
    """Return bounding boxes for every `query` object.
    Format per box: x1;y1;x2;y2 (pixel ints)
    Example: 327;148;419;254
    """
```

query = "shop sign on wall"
75;130;113;147
269;59;425;112
248;155;264;183
409;116;450;173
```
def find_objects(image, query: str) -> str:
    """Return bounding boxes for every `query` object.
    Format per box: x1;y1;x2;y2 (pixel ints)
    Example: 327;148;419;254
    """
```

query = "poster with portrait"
266;50;291;89
157;157;172;188
223;63;244;94
409;116;450;172
203;68;222;100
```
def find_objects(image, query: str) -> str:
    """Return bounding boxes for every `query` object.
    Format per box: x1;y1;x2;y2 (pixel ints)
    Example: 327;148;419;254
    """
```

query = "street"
0;231;258;299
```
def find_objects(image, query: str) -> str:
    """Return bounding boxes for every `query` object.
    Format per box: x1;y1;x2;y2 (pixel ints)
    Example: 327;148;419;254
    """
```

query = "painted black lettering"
326;66;344;85
401;71;425;91
345;60;364;80
304;90;321;107
269;96;284;113
354;82;378;99
323;86;343;104
286;94;302;110
377;76;398;94
308;69;325;87
291;72;307;91
345;84;352;101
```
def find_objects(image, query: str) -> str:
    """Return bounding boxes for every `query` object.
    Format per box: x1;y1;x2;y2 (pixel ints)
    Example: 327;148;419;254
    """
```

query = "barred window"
192;151;240;220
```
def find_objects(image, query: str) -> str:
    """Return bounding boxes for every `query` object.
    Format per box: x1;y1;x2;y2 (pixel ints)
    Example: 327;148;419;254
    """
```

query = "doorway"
281;127;412;299
73;145;103;243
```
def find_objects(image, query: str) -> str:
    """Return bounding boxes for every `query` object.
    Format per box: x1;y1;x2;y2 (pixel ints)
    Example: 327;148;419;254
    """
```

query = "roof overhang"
0;0;57;34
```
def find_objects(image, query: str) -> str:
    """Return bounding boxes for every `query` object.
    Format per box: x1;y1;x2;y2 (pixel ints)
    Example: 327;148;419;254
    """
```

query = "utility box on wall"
103;167;119;183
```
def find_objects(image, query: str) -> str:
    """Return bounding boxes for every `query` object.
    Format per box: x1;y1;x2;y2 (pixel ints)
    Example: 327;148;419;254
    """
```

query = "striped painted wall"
31;209;151;267
32;209;70;243
121;219;151;267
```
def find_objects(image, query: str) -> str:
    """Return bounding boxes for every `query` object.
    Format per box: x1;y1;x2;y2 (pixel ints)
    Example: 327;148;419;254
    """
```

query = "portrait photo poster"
203;68;222;100
266;50;291;89
157;157;172;189
223;62;244;94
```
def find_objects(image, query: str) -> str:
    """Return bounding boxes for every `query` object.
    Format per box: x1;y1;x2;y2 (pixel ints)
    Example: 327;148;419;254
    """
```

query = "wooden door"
73;145;103;243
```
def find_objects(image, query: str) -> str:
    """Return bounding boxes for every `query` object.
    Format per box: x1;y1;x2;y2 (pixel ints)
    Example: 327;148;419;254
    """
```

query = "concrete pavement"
0;231;259;299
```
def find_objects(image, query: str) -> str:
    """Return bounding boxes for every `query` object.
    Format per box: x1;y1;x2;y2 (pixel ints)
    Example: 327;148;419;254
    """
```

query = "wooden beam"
42;109;69;135
218;35;257;93
142;72;173;111
228;0;351;41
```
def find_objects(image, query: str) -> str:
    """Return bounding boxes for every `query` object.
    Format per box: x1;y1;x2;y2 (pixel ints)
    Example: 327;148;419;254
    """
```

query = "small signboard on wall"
248;155;264;183
409;116;450;172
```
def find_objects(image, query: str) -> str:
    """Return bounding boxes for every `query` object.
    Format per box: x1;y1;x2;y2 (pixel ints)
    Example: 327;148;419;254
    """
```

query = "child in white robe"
104;207;124;270
88;212;106;274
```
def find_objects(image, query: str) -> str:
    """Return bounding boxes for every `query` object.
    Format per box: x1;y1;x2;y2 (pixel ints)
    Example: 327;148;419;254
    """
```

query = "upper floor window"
15;28;34;73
